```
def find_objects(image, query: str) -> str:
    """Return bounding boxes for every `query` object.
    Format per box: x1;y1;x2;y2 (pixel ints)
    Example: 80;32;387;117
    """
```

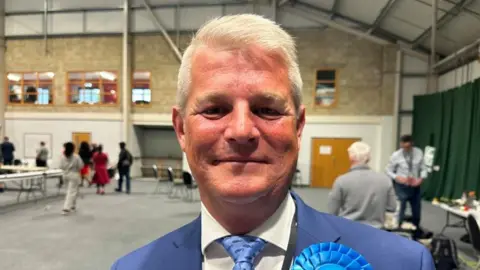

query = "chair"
467;212;480;269
153;164;168;194
292;169;302;187
167;167;184;198
182;171;198;202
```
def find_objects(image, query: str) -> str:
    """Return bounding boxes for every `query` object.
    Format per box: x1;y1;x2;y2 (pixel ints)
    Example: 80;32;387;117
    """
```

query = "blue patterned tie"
217;235;267;270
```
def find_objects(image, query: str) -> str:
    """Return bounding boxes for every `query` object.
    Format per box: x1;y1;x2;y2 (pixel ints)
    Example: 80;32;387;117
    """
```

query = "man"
112;14;434;270
36;141;49;167
328;141;397;229
0;137;15;165
116;142;132;194
386;134;428;237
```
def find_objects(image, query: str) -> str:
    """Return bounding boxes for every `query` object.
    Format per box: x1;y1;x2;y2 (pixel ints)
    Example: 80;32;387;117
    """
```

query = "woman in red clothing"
92;144;110;195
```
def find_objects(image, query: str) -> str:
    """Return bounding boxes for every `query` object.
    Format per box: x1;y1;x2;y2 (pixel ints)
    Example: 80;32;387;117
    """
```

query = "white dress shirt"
201;193;296;270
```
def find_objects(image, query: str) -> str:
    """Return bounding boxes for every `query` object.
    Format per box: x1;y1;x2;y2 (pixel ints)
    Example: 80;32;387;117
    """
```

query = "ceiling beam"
412;0;474;48
433;37;480;70
142;0;182;62
367;0;399;34
330;0;341;19
439;0;480;21
4;0;247;15
278;0;292;7
283;5;429;60
294;1;435;56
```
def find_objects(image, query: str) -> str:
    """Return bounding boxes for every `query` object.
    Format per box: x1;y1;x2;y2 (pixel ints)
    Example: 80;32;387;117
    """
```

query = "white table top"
0;165;48;172
0;169;63;183
437;202;478;219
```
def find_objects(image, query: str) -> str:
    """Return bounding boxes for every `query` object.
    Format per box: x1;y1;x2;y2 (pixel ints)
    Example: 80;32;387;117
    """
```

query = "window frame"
313;69;339;108
65;70;119;106
5;71;55;106
131;70;152;107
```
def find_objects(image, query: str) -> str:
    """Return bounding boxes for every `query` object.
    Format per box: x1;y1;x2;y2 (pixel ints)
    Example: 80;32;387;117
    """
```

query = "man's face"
173;45;305;203
401;141;413;150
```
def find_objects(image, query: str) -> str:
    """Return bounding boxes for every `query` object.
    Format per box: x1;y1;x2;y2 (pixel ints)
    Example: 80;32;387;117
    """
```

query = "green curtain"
412;92;442;198
413;78;480;200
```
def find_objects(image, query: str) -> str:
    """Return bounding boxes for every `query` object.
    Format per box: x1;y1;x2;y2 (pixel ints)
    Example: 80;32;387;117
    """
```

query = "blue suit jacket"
112;192;435;269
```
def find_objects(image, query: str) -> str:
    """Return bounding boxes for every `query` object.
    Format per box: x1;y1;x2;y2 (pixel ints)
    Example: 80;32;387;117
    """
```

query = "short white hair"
348;141;371;164
176;14;303;114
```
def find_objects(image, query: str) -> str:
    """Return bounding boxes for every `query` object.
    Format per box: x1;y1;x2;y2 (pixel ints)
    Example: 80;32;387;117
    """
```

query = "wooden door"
72;132;91;149
310;137;360;188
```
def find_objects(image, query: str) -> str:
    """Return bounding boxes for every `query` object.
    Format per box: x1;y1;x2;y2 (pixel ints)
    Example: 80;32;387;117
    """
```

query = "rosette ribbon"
291;242;373;270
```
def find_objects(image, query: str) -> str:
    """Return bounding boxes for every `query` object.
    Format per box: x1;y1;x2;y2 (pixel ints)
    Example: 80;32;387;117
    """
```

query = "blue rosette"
291;242;373;270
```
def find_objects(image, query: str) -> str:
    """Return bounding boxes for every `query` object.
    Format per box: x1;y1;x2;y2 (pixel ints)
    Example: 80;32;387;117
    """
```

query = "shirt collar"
349;164;370;171
200;193;295;255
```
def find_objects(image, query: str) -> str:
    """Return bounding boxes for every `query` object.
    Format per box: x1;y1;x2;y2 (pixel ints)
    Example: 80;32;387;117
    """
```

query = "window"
314;69;338;107
132;71;151;105
67;71;118;105
7;72;54;105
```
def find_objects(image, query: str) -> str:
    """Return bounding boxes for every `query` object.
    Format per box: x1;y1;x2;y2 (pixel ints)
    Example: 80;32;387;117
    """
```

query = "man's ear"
172;106;186;151
296;105;306;143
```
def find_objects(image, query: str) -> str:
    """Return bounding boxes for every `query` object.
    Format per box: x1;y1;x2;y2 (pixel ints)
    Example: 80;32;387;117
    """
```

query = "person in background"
35;141;49;167
91;143;98;154
92;144;110;195
327;141;397;229
386;134;428;239
78;141;93;187
59;142;84;215
1;137;15;165
0;149;3;191
115;142;133;194
89;143;99;187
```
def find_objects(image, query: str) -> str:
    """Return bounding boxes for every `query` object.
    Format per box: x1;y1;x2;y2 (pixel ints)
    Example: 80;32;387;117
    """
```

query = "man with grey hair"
112;14;433;270
328;141;397;229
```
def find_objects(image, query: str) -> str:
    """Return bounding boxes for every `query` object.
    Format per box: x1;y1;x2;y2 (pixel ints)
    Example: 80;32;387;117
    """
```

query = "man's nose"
224;104;260;145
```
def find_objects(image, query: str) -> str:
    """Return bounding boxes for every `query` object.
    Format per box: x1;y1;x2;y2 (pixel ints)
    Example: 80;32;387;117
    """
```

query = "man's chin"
217;188;270;205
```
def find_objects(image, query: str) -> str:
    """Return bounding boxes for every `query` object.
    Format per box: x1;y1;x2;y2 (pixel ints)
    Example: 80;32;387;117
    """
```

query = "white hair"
176;14;303;114
348;141;371;165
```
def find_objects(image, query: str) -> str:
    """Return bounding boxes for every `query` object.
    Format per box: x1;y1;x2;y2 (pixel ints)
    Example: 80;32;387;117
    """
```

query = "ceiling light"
7;74;21;81
100;72;116;81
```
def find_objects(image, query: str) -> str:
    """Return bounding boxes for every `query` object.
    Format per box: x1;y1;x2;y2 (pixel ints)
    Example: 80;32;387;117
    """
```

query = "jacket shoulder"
111;219;198;270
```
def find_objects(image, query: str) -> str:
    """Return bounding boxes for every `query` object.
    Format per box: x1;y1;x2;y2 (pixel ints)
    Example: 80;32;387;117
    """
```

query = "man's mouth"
212;157;268;165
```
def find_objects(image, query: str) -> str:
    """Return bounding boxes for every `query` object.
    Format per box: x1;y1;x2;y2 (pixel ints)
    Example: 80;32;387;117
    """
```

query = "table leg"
16;180;24;202
441;211;450;234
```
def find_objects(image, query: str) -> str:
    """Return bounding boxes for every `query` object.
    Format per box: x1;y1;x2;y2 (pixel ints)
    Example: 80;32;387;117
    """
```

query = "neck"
201;187;289;235
351;162;366;168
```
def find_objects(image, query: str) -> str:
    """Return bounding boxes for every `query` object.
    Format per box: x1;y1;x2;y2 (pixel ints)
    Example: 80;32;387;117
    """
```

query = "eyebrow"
194;92;230;107
255;91;287;105
194;90;288;107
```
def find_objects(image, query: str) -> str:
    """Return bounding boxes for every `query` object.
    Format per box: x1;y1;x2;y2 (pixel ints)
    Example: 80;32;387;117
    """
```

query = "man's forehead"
191;45;287;72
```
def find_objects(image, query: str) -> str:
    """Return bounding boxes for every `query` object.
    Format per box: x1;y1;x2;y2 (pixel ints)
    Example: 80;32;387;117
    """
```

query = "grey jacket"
327;165;397;229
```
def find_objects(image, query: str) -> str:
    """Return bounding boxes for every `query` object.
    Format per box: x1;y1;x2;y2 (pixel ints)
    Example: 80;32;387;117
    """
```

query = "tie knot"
218;235;266;266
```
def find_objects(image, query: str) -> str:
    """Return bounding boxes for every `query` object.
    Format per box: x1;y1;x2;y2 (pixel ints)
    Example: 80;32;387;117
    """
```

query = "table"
436;202;478;234
0;165;48;172
0;169;63;202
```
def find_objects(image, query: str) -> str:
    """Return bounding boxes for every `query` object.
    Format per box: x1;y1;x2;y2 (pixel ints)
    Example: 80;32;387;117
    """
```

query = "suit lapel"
161;217;203;270
290;191;342;256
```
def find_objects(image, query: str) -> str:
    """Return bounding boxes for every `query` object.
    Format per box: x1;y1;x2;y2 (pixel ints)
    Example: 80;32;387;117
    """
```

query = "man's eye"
253;108;282;118
202;107;227;119
204;108;224;114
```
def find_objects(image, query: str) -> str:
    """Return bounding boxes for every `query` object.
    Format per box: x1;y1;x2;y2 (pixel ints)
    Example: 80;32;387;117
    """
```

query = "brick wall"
5;28;396;115
5;37;123;113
